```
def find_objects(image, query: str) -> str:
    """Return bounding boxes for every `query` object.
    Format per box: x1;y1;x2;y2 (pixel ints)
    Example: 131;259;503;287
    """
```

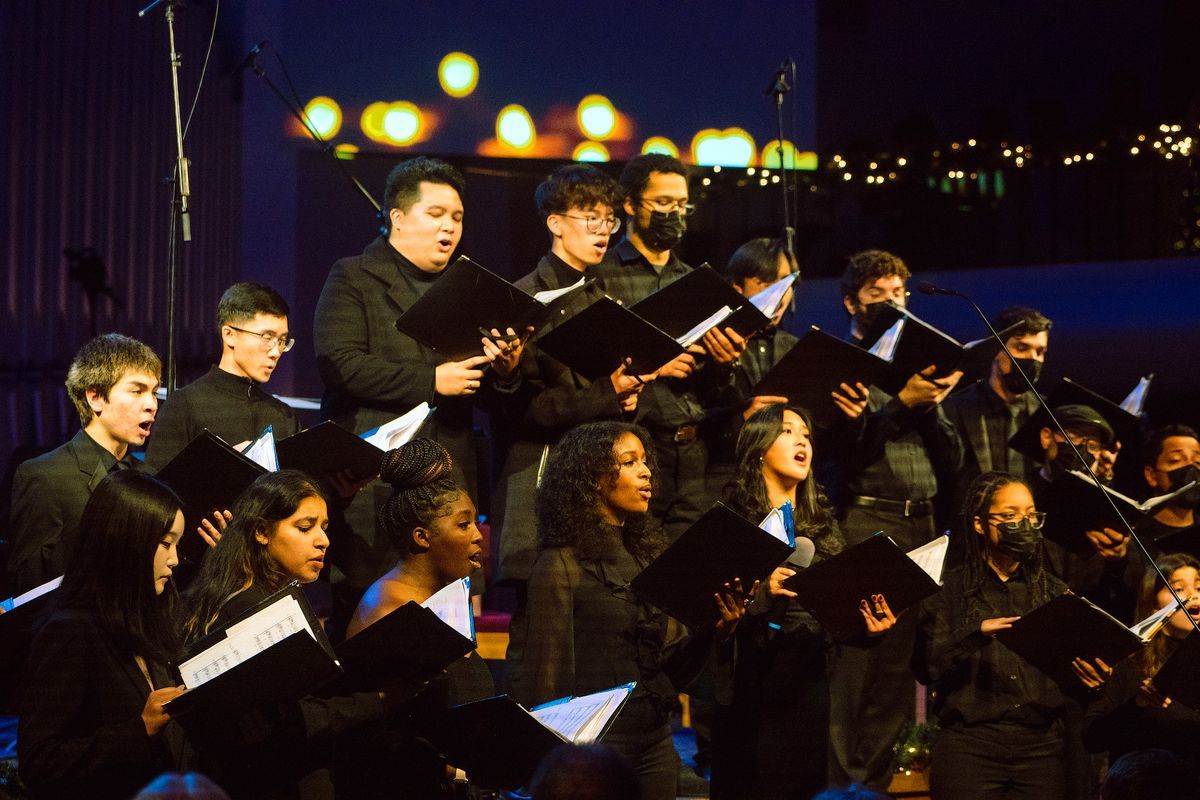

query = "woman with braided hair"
507;421;754;800
336;438;494;799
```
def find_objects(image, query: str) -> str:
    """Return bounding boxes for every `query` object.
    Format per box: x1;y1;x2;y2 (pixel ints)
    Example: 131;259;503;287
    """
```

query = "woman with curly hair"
1083;552;1200;764
914;470;1104;800
180;470;384;800
337;438;495;798
507;421;752;800
712;403;867;800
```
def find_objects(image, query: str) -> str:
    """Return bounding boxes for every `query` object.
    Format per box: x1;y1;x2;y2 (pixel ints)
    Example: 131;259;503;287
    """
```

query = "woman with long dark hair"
337;439;495;798
915;471;1074;799
181;469;384;799
711;403;856;800
1083;552;1200;763
19;470;189;800
507;421;752;800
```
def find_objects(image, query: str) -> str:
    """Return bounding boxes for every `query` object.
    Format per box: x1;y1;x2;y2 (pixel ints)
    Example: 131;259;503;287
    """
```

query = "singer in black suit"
19;472;189;800
711;404;854;800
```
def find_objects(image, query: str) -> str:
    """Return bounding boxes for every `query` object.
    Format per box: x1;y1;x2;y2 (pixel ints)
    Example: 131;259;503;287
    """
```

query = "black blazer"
5;429;129;596
18;608;186;800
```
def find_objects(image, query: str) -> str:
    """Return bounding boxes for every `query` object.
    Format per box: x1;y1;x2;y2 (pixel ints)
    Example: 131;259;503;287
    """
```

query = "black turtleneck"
144;365;301;471
389;244;441;299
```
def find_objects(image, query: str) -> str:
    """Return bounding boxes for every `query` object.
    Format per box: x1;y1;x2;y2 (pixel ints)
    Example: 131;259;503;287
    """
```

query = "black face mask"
1165;463;1200;506
854;300;887;332
1001;357;1042;395
993;519;1040;561
641;210;686;252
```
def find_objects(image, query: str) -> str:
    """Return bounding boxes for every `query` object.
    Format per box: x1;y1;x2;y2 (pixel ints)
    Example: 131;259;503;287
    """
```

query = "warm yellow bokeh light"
573;141;610;162
496;104;536;151
360;102;390;141
438;52;479;98
334;143;359;160
303;96;342;139
361;101;423;146
691;128;756;167
761;139;798;169
641;136;679;158
577;94;616;141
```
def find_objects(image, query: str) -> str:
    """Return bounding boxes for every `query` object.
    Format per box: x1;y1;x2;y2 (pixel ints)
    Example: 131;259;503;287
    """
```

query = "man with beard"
943;306;1051;488
822;249;965;793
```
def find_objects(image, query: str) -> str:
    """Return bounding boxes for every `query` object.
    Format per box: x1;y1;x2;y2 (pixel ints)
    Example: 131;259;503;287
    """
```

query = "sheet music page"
241;425;279;471
748;272;798;318
1;575;63;612
758;508;791;546
533;277;586;304
907;535;949;585
362;402;433;451
867;318;904;361
676;305;734;348
178;594;314;689
531;684;634;743
1119;376;1152;416
1130;598;1182;640
421;577;474;641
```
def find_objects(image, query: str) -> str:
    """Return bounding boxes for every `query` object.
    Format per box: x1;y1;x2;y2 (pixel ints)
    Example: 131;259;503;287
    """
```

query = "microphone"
765;59;793;96
765;535;815;639
230;40;268;76
922;283;1200;635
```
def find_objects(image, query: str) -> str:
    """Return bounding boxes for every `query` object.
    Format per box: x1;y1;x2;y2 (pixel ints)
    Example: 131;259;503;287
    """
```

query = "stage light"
497;104;535;151
382;102;424;145
577;94;616;140
303;96;342;139
439;52;478;98
573;141;610;162
642;136;679;157
692;128;755;167
761;139;798;169
360;102;389;141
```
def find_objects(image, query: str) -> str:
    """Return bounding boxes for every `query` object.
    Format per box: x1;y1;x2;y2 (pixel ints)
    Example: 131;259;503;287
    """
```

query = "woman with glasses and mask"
914;471;1109;800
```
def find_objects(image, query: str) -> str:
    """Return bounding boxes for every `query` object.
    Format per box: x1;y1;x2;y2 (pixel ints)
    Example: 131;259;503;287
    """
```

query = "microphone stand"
766;60;796;258
237;45;381;217
919;282;1200;635
139;0;190;394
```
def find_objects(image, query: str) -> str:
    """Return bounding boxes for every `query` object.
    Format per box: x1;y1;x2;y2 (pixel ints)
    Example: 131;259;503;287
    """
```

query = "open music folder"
394;256;575;360
995;592;1174;693
154;429;267;520
629;502;795;629
165;583;340;726
275;402;433;481
430;683;635;790
631;264;768;341
753;326;891;429
783;533;949;641
533;296;688;380
1008;376;1150;460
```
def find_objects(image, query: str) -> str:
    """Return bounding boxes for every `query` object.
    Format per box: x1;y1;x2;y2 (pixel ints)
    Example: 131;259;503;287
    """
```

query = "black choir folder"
630;502;794;629
783;533;949;641
1036;469;1198;554
630;264;770;341
861;301;1014;394
1008;376;1150;460
994;592;1170;693
753;326;891;429
394;256;574;360
154;429;266;518
275;403;433;481
534;296;686;380
431;683;635;789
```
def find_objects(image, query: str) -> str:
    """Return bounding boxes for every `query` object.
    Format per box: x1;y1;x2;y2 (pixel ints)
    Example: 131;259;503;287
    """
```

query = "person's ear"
389;207;406;232
972;516;985;536
1038;427;1054;453
254;526;270;546
220;325;236;351
731;280;748;297
85;388;106;417
623;196;637;218
842;295;857;317
546;215;563;238
1145;465;1161;491
411;526;433;553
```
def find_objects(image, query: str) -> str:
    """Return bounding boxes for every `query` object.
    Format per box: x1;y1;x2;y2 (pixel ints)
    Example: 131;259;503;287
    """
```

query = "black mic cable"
916;280;1200;635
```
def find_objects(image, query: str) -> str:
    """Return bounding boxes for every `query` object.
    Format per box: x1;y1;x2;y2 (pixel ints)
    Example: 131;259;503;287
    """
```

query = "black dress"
507;525;716;800
18;608;189;800
710;507;843;800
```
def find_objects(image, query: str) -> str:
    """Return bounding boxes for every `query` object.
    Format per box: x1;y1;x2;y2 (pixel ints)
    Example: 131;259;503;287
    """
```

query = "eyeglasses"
559;214;621;235
1055;433;1105;456
985;511;1047;530
227;326;295;353
640;197;696;216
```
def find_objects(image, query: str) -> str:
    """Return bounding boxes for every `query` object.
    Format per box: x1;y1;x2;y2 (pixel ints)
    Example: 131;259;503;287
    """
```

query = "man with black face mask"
944;306;1052;493
1138;424;1200;555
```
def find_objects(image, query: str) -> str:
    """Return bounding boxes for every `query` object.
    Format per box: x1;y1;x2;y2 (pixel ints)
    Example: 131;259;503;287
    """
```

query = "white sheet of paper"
531;683;634;743
1130;598;1182;640
907;535;949;585
178;594;315;689
421;577;474;641
362;403;433;451
868;318;904;361
676;305;735;348
0;575;62;612
758;508;791;546
1119;376;1152;416
533;276;587;304
748;272;798;319
241;425;279;471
